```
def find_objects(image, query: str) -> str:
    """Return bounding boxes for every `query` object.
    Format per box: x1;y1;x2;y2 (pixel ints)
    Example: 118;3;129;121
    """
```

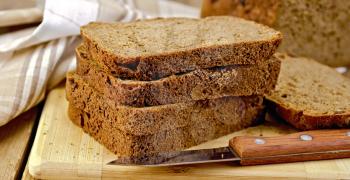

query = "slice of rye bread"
66;72;265;136
266;53;350;130
81;16;282;80
76;44;280;107
68;99;263;163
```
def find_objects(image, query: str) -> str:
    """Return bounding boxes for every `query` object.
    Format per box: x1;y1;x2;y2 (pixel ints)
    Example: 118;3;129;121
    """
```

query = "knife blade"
109;147;240;167
108;129;350;166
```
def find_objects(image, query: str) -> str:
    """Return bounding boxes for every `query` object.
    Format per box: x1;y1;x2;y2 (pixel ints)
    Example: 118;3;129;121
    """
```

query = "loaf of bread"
81;16;282;80
66;16;280;161
266;53;350;130
66;72;264;135
76;44;280;107
201;0;350;67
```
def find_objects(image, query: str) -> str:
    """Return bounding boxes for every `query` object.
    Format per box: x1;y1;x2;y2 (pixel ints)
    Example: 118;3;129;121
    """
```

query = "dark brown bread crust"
81;17;282;80
201;0;280;26
66;72;265;135
267;101;350;130
76;45;281;107
68;101;263;161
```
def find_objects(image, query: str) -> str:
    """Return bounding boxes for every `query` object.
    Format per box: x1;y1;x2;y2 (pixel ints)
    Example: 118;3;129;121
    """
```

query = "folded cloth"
0;8;42;27
0;0;125;126
0;0;198;126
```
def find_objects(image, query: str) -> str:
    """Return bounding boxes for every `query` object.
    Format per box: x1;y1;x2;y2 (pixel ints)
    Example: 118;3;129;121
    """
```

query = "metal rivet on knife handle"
300;134;313;141
255;138;265;145
347;131;350;137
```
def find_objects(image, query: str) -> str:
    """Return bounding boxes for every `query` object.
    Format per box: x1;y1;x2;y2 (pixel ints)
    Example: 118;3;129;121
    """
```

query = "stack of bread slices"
66;16;282;163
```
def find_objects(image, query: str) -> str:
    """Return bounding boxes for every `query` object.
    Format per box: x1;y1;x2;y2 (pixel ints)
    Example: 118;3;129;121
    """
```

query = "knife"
108;129;350;166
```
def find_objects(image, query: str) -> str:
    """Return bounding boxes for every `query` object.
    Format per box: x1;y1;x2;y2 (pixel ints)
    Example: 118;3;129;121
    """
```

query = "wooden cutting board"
27;86;350;179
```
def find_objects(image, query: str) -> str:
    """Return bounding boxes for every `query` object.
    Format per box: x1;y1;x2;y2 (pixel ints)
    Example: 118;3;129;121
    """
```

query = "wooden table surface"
0;107;39;180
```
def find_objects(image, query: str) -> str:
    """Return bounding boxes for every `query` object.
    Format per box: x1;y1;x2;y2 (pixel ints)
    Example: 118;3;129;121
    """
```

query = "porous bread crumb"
81;16;282;80
67;96;264;161
266;53;350;130
66;72;265;136
76;44;281;107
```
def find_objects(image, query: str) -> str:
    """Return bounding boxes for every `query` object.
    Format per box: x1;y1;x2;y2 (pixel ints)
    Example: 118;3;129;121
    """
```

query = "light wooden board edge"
22;161;36;180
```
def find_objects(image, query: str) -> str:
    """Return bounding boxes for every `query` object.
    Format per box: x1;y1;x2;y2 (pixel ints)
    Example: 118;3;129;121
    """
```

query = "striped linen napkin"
0;0;199;126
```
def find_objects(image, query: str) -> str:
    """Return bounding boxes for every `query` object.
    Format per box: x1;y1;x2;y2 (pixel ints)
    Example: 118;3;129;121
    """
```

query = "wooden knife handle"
229;129;350;165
